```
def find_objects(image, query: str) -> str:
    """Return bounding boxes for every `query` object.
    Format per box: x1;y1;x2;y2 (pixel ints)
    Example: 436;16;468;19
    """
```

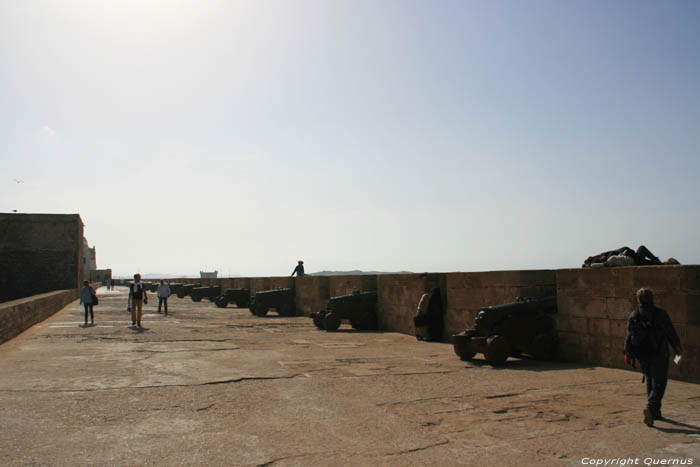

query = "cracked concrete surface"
0;286;698;466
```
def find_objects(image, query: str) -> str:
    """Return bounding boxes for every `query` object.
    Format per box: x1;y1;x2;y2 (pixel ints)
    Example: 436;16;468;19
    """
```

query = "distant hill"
310;270;414;276
114;273;241;279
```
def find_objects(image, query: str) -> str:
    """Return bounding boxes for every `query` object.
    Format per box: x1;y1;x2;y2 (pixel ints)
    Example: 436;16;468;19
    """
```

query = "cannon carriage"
248;288;296;317
176;283;199;299
452;296;557;366
310;290;378;332
215;288;251;308
190;285;221;302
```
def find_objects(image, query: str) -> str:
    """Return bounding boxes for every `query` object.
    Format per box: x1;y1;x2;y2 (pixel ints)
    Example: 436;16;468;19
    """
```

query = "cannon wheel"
484;335;510;366
252;305;269;317
453;331;476;361
313;314;326;329
215;296;228;308
191;296;202;302
177;291;186;299
529;333;556;360
324;313;341;332
236;299;251;309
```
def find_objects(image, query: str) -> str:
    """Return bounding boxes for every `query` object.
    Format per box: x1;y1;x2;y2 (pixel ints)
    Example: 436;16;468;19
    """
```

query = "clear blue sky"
2;0;699;277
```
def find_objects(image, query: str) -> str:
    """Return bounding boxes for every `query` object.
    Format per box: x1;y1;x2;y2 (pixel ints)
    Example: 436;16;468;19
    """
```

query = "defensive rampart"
0;288;79;344
194;266;698;383
0;213;85;302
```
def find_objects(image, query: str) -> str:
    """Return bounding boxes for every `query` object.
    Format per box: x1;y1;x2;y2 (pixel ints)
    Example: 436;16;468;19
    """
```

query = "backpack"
90;287;99;306
626;308;660;360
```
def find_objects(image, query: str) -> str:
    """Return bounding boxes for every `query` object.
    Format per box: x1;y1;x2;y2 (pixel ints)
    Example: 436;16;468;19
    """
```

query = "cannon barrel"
312;290;378;332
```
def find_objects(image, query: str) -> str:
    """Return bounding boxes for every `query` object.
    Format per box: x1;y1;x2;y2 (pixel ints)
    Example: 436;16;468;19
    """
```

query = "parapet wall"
194;266;698;383
0;288;80;344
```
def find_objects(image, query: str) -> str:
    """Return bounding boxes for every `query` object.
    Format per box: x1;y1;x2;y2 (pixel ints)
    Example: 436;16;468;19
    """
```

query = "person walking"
128;273;148;328
157;280;171;315
624;287;683;427
79;280;96;326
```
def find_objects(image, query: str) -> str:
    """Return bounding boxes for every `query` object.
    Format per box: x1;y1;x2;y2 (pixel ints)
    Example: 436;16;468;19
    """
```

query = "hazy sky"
2;0;699;277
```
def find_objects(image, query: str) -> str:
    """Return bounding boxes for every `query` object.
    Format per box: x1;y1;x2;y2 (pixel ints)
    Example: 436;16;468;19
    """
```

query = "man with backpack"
624;287;683;427
128;273;148;328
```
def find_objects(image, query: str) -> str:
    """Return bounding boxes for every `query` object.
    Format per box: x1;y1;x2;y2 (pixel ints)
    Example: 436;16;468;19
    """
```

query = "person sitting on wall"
291;260;305;277
582;245;678;268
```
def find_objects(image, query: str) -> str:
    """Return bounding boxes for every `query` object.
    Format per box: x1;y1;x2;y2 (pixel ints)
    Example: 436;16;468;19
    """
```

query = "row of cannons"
155;282;559;366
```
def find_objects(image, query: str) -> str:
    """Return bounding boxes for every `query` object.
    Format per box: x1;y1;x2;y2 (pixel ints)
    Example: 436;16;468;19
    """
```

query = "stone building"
83;238;96;282
200;270;218;279
0;213;85;302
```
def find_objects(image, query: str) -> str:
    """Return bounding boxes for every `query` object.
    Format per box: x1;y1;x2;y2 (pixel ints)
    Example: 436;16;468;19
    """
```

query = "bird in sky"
13;179;24;184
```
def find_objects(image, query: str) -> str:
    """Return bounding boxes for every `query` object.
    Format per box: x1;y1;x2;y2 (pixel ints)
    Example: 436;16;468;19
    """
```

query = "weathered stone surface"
1;288;698;466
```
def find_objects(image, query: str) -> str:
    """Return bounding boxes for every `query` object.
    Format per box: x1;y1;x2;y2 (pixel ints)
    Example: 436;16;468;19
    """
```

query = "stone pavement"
0;287;698;466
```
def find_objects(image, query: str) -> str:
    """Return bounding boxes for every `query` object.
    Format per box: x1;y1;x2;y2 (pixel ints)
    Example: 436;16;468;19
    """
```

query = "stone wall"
156;266;699;383
0;288;80;344
0;213;84;302
556;266;699;382
443;270;557;338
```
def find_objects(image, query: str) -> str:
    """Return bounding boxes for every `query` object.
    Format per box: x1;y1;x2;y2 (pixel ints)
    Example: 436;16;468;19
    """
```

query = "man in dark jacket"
624;288;683;426
291;261;305;277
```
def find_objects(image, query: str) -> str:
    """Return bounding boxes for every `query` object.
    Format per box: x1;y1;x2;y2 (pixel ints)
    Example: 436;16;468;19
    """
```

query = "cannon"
249;288;296;317
452;296;557;366
169;283;183;295
191;285;221;302
310;290;377;332
176;283;199;299
215;288;251;308
149;283;159;293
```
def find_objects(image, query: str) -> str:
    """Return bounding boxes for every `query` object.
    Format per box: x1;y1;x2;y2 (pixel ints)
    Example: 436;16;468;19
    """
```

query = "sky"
1;0;699;277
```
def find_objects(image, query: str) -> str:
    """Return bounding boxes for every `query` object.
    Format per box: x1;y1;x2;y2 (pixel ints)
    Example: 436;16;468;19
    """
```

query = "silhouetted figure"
624;288;683;427
291;261;305;277
582;245;666;268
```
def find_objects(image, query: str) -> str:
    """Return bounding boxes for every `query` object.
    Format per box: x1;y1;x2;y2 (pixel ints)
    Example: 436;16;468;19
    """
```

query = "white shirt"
157;284;171;298
606;255;635;267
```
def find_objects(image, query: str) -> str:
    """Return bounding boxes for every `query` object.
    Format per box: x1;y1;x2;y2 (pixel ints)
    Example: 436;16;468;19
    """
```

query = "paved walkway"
0;287;698;466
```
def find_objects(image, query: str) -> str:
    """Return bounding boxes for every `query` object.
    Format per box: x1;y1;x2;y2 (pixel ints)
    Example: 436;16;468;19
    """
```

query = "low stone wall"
556;266;699;382
157;267;699;383
0;288;80;344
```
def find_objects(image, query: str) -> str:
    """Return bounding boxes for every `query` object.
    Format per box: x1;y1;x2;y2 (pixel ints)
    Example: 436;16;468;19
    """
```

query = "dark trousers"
158;297;168;314
643;352;669;417
83;303;94;323
634;245;662;266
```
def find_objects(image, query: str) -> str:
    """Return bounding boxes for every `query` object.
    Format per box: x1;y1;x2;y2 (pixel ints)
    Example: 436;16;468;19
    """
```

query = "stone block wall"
556;266;699;382
156;266;699;382
0;213;84;302
377;273;443;335
0;288;80;344
444;270;556;339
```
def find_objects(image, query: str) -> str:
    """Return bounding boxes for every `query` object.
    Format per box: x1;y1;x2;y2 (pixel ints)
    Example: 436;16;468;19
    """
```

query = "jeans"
634;245;662;266
158;297;168;314
83;303;94;323
643;351;669;417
